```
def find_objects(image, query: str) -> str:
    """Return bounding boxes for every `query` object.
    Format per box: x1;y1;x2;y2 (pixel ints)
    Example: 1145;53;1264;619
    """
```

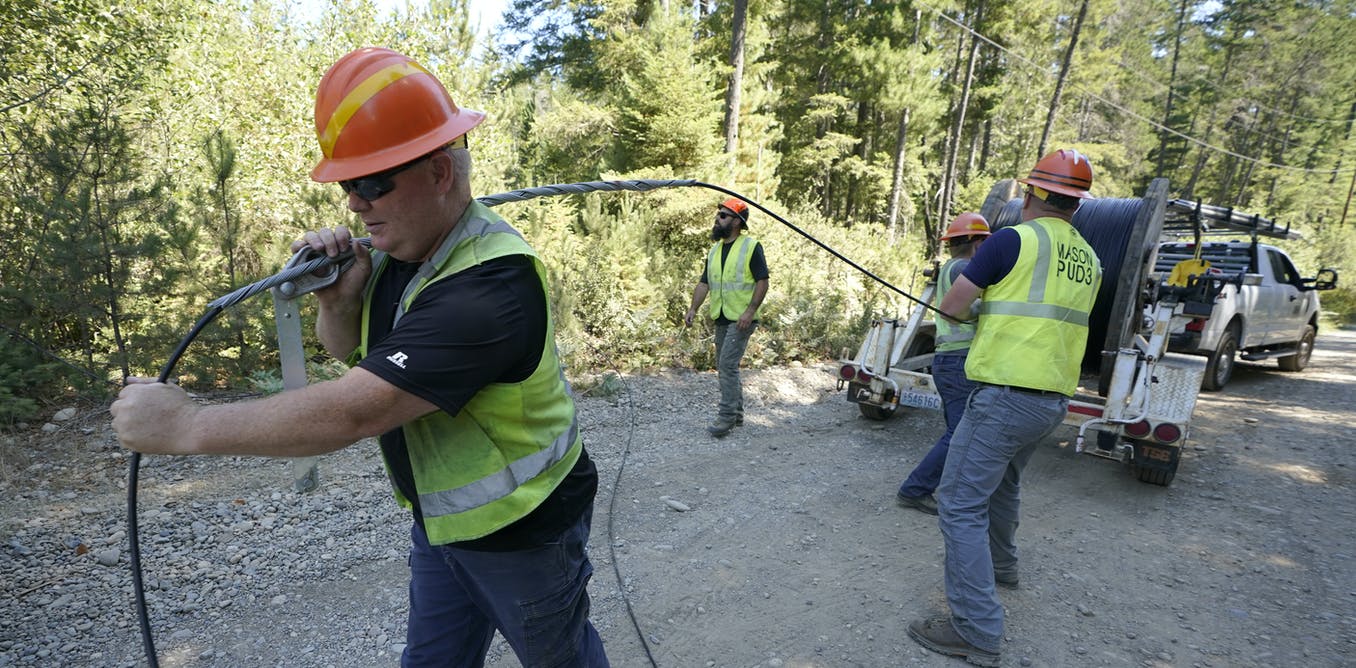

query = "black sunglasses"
338;156;425;201
338;135;468;201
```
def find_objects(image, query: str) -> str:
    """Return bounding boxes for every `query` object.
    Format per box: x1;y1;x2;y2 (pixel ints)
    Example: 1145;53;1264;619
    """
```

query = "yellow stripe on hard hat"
318;60;431;158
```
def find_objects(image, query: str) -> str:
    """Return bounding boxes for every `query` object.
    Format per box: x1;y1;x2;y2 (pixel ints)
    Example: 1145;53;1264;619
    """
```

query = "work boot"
907;617;1001;667
896;492;939;516
706;417;736;437
735;414;744;426
994;570;1019;590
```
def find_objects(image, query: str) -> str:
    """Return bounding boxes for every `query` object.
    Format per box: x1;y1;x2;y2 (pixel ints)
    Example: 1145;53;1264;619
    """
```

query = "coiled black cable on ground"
127;179;940;667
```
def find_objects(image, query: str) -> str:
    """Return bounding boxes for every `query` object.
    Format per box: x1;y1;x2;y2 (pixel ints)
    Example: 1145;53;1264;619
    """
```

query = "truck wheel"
1133;462;1177;486
858;403;896;421
1278;325;1315;372
1202;324;1238;391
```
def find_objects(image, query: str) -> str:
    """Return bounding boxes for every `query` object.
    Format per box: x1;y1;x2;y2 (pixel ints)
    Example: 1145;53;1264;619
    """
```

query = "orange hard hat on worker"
1018;148;1095;200
719;197;750;227
940;212;990;241
310;47;485;182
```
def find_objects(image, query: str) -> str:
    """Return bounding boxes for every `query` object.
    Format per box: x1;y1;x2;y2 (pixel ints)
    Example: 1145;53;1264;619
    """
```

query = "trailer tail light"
1153;423;1183;444
838;364;857;381
1124;420;1152;438
1185;318;1205;332
856;368;874;383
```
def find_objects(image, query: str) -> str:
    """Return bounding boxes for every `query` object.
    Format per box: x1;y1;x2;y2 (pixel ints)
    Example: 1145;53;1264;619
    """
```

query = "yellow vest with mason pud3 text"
353;201;582;545
933;257;977;353
964;217;1102;396
706;235;763;321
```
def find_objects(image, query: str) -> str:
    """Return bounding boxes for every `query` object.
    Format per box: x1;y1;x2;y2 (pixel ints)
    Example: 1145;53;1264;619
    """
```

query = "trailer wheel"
1133;462;1176;486
1277;325;1315;372
1131;441;1180;486
858;403;896;421
1202;323;1238;391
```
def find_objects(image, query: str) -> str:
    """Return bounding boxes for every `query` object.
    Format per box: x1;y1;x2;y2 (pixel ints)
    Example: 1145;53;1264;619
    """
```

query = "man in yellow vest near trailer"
111;47;609;667
684;198;770;437
895;213;990;516
907;149;1102;667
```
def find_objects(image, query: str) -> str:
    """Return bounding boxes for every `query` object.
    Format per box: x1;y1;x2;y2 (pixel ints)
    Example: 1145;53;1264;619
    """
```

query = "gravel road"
3;329;1354;667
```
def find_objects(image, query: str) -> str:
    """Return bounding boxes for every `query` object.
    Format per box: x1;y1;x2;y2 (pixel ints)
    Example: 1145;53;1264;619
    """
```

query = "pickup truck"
1152;239;1338;390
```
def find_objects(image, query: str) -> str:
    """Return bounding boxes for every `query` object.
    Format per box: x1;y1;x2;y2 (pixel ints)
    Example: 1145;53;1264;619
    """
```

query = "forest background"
2;0;1355;425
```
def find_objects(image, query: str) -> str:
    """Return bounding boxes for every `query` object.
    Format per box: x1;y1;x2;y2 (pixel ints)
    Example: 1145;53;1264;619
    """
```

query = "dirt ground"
3;328;1355;667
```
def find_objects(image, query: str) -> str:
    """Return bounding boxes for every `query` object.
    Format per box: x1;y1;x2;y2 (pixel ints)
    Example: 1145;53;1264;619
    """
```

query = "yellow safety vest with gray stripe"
706;235;763;320
965;218;1101;396
352;201;582;545
933;257;976;353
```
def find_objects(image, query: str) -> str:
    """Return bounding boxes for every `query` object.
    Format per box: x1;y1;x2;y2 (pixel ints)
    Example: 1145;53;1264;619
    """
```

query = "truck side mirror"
1312;268;1338;291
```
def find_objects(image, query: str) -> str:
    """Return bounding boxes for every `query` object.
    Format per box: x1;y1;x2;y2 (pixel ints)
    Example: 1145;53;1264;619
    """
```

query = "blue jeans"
403;509;609;667
899;351;977;498
937;384;1067;653
713;321;756;421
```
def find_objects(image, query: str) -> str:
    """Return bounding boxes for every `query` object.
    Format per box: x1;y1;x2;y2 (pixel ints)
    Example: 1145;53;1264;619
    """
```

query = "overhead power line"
916;1;1356;176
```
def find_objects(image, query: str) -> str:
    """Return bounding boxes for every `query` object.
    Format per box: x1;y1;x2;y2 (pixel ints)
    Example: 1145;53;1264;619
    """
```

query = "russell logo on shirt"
386;352;409;369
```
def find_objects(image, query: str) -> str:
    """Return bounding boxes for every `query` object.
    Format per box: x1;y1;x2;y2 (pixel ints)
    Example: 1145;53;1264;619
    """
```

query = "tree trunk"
886;106;912;241
1183;46;1237;199
940;0;984;232
1155;0;1190;178
723;0;747;179
1036;0;1088;158
979;119;992;173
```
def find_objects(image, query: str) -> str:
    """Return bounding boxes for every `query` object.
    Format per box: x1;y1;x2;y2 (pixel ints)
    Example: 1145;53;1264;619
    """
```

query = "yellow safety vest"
933;257;976;353
353;201;582;545
706;235;763;320
965;217;1101;396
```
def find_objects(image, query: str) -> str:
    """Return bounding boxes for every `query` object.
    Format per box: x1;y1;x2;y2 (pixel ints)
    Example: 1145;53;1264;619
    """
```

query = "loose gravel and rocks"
3;329;1354;667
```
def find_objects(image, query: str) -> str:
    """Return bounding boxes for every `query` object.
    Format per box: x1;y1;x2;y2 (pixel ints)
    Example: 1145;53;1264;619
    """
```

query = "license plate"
898;388;941;411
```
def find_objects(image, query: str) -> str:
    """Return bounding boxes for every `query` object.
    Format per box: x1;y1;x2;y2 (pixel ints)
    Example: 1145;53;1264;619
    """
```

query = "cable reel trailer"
838;177;1212;485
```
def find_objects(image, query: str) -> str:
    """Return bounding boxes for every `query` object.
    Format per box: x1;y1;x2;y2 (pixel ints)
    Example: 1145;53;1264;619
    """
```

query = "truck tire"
1133;462;1176;486
1278;325;1315;372
1202;323;1239;391
858;403;896;421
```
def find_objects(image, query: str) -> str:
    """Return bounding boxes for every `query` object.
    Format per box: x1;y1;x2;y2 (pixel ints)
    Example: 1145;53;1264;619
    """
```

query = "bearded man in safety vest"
111;47;609;667
907;149;1102;667
895;213;990;516
683;198;770;437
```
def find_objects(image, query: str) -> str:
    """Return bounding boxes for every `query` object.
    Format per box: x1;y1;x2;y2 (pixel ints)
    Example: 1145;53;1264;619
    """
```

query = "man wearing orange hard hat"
112;47;609;667
907;149;1101;667
894;212;990;517
684;197;769;437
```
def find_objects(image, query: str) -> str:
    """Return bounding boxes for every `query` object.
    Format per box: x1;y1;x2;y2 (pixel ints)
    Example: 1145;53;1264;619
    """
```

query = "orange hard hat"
940;212;990;241
310;47;485;182
1018;148;1094;199
719;197;749;224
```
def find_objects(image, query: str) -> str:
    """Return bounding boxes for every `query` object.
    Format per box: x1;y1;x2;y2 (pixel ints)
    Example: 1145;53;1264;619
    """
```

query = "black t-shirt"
357;253;597;551
698;239;770;325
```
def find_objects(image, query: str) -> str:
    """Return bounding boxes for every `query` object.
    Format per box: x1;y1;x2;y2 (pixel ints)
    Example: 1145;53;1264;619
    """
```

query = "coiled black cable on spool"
983;193;1148;371
1073;197;1144;370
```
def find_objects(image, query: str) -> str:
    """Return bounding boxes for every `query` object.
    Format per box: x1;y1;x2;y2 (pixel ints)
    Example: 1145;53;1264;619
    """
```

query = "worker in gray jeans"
684;198;769;437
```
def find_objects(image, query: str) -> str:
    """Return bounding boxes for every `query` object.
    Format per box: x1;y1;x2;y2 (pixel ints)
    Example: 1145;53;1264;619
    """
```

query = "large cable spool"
978;178;1167;394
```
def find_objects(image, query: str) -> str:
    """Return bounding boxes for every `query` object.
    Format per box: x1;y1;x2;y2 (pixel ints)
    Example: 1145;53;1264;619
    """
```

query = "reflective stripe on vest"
707;235;761;320
355;201;583;544
933;257;976;352
417;406;579;518
965;218;1101;396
